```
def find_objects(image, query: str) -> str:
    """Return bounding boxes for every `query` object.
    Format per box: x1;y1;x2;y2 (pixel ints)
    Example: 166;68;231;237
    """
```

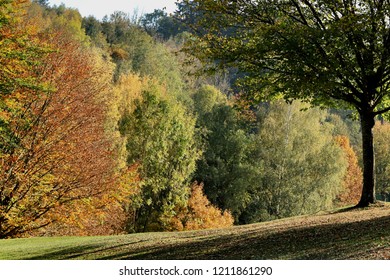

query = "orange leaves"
40;165;140;236
0;5;119;237
0;1;42;93
171;183;234;231
335;136;363;206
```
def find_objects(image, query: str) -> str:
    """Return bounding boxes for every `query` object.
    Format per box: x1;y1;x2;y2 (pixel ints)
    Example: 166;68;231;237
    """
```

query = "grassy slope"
1;205;390;260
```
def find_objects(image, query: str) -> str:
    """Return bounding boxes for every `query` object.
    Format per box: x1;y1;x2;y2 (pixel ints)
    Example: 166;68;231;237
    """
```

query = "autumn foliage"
171;183;234;231
1;0;51;238
2;1;386;239
39;166;139;236
334;136;363;206
0;2;118;238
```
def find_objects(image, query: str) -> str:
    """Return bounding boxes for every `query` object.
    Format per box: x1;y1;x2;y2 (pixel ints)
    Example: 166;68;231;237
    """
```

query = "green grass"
1;204;390;260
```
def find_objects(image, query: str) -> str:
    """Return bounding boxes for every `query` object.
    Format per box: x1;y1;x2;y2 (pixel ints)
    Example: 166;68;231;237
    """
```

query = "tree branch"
374;106;390;115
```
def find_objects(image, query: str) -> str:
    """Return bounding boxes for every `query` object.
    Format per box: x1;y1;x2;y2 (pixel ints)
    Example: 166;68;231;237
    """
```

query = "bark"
357;111;376;207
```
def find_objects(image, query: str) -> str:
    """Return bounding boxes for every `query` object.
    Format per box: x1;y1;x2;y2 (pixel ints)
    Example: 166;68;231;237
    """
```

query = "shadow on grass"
102;215;390;260
26;241;141;260
331;202;388;214
22;214;390;260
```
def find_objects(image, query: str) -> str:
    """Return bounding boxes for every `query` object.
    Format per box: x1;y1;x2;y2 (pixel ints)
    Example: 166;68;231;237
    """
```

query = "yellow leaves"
113;164;140;208
111;47;129;61
0;109;10;124
0;5;119;238
34;164;142;236
113;73;150;113
171;183;234;231
334;135;363;206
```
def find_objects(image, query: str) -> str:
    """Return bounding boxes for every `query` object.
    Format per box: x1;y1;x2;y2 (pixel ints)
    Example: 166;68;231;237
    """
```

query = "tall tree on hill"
178;0;390;207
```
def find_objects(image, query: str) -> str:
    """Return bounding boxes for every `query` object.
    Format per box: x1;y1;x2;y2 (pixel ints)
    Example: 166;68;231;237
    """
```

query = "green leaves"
192;85;258;222
180;0;390;114
119;83;200;232
247;101;347;222
178;0;390;207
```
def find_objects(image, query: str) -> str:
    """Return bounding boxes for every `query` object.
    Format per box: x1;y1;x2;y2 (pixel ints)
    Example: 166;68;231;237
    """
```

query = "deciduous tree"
0;5;116;237
334;135;363;206
244;101;346;222
373;122;390;201
192;85;258;221
178;0;390;207
1;0;51;238
117;77;200;232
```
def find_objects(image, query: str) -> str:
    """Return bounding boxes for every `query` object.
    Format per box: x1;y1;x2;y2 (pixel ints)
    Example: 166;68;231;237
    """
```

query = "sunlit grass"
1;204;389;260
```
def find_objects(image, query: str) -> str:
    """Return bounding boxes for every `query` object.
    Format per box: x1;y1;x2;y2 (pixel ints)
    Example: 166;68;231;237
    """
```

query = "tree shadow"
18;213;390;260
331;201;389;214
99;215;390;260
25;241;142;260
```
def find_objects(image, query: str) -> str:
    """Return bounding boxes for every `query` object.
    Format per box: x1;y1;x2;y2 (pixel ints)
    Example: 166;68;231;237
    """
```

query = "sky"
48;0;178;19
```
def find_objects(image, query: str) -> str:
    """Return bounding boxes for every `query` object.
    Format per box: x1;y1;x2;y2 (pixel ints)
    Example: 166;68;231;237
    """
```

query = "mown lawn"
1;204;390;260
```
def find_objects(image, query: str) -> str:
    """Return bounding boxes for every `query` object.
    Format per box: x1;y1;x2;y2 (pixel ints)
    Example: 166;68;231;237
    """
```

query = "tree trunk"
357;112;376;207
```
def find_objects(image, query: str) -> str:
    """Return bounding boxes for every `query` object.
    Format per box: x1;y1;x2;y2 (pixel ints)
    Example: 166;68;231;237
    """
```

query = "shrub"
172;183;234;231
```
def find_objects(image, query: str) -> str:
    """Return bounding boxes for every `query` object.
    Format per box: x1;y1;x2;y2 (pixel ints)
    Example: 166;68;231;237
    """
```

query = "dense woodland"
1;0;390;239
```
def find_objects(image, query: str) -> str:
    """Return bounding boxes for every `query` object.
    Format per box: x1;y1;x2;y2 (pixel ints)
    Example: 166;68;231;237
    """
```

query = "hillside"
1;204;390;260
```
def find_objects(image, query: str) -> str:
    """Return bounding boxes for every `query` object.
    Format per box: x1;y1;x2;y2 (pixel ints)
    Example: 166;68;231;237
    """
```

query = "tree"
82;16;107;48
0;0;51;238
170;182;234;231
178;0;390;207
0;6;115;238
141;9;167;37
334;135;363;206
30;31;120;236
141;9;186;40
192;85;259;221
117;76;200;232
243;101;346;222
373;121;390;201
